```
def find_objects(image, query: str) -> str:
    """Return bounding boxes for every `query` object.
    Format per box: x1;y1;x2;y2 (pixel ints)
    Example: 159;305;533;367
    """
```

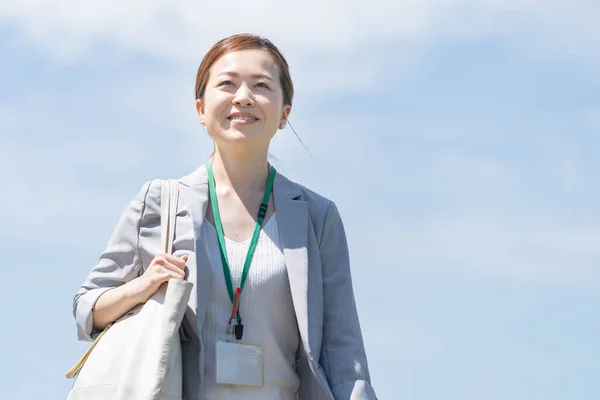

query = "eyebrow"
216;71;275;81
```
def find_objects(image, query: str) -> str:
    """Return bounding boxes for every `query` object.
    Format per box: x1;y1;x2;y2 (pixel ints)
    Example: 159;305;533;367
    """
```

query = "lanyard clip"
227;287;243;340
234;323;244;340
227;318;237;336
227;318;244;340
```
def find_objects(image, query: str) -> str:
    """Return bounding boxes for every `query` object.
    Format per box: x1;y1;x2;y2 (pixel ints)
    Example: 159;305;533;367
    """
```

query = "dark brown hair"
195;34;294;107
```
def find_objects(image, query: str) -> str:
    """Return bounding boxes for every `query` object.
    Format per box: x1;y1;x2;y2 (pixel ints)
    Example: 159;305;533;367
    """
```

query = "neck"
209;145;270;193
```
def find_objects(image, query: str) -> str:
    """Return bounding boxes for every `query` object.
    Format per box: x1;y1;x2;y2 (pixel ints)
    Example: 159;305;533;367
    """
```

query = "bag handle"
160;179;179;255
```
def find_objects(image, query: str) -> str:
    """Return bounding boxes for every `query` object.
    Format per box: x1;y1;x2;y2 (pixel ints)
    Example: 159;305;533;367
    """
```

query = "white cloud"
0;1;428;60
1;1;598;66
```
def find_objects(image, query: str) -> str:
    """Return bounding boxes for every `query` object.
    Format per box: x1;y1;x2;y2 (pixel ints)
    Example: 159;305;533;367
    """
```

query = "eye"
256;82;270;89
218;80;234;87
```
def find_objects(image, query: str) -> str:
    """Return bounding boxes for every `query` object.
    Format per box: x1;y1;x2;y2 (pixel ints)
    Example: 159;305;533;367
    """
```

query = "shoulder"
127;179;167;221
276;171;340;234
277;169;333;203
297;181;334;214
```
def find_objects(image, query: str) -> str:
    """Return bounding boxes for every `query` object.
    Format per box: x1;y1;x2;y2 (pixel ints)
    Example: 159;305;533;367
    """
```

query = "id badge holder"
216;338;263;387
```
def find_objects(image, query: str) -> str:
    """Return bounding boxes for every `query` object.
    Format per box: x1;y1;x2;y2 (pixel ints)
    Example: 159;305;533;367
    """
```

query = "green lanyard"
205;161;276;325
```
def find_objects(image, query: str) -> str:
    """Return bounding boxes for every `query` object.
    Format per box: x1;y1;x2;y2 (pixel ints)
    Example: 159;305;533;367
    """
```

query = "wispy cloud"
2;1;599;67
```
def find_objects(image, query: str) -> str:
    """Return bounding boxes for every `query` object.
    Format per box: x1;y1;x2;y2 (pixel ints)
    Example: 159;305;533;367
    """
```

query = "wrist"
127;277;151;304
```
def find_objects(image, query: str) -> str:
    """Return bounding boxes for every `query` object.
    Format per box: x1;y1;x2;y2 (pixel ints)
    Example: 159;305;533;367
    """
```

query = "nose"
232;84;255;108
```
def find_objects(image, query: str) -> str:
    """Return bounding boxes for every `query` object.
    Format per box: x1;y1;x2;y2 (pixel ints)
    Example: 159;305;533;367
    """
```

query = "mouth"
227;115;259;121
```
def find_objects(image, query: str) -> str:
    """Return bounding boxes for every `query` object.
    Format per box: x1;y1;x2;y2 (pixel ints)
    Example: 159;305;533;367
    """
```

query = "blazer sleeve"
72;181;152;341
319;201;377;400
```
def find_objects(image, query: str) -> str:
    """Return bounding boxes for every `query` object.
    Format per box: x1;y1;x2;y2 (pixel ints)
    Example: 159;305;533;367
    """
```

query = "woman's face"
197;50;291;150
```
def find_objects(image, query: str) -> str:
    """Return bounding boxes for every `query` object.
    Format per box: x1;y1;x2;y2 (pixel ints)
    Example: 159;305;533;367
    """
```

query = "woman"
73;33;376;400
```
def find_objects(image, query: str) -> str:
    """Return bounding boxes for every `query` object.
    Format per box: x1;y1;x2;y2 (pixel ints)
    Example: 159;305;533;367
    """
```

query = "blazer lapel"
179;166;213;337
273;173;313;357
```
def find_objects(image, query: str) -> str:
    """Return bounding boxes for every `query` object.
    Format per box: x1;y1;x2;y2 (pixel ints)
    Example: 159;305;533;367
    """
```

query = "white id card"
216;340;263;387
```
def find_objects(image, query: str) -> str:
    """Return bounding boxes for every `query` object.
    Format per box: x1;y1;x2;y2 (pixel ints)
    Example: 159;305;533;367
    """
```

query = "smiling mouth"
228;116;259;121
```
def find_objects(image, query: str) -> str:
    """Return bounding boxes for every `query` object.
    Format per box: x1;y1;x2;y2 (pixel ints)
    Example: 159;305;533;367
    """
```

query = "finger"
164;254;187;268
163;270;184;280
176;254;189;269
157;269;184;283
162;261;186;277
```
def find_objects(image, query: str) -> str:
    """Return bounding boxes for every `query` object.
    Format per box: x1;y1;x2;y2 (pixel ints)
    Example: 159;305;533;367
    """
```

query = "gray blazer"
73;165;377;400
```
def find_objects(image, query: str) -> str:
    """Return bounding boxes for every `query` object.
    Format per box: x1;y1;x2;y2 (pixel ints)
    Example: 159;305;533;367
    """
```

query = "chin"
226;128;259;140
214;129;269;146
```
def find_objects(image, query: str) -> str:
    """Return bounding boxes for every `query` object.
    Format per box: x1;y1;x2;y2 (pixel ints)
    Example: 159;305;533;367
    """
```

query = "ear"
279;104;292;129
196;99;205;124
195;98;204;114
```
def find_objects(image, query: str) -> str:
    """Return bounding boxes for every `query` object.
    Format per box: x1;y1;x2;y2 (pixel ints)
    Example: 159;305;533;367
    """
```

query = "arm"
72;182;151;341
319;201;377;400
90;276;150;331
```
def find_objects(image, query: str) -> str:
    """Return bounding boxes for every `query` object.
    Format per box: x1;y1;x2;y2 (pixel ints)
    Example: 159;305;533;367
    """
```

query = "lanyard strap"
205;161;276;320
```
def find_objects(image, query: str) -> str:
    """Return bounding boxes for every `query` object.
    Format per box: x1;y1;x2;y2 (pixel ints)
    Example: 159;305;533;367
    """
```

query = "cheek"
204;95;228;119
260;97;283;121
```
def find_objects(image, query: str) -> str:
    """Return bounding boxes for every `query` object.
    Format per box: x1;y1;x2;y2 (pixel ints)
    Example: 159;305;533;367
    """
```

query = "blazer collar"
179;163;303;200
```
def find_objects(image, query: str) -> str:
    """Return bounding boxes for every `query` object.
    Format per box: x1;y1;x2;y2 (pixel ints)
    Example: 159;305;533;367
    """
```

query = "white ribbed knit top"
201;213;300;399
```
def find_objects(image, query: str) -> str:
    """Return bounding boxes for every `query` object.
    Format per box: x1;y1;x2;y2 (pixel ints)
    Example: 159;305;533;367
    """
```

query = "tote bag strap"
160;179;179;255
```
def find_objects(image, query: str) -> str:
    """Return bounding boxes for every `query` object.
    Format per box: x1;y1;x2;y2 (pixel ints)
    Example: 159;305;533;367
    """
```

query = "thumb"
181;254;189;261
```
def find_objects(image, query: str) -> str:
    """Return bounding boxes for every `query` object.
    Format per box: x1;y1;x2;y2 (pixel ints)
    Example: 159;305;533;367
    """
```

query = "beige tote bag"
66;180;193;400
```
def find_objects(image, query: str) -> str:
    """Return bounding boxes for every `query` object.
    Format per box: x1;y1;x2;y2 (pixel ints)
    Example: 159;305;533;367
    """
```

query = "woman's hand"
92;253;188;330
132;253;188;303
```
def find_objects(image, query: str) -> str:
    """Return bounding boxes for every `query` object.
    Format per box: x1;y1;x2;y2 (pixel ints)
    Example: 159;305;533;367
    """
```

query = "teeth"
229;116;256;121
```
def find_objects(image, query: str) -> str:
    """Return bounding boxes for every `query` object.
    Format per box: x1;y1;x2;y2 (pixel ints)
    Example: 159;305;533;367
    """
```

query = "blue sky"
1;2;599;399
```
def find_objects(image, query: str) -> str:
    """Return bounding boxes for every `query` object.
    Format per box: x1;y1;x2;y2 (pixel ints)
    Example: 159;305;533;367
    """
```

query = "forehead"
210;50;280;80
